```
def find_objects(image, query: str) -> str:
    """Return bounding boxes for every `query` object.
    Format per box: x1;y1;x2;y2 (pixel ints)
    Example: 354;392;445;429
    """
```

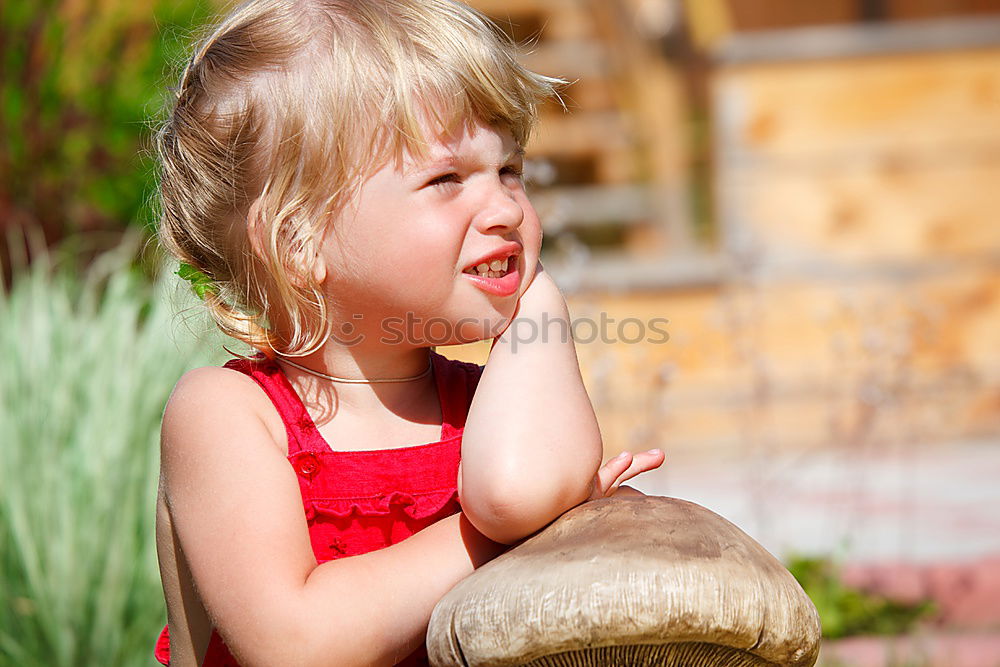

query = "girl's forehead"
398;122;519;172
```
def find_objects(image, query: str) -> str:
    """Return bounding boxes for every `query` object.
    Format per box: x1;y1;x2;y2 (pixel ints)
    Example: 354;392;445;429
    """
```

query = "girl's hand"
588;449;665;501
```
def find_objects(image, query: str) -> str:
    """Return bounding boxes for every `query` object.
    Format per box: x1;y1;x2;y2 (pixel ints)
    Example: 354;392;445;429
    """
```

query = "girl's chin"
452;316;511;345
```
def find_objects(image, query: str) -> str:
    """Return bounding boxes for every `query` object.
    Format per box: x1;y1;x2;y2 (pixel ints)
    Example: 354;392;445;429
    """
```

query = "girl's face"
317;118;542;347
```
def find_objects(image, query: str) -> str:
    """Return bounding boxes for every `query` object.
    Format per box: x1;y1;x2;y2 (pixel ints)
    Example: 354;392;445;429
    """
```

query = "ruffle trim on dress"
304;488;460;521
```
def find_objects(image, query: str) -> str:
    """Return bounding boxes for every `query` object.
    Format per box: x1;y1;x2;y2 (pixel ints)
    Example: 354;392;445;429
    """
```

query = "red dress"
155;349;484;666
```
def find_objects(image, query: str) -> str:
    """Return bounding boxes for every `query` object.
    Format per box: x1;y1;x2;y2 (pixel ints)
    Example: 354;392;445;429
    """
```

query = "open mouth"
462;255;515;279
461;253;520;297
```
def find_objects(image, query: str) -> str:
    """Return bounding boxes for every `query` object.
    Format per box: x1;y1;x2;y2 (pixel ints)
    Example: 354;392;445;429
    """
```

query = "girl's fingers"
635;449;665;473
593;449;665;499
611;449;665;488
594;452;633;497
597;452;633;491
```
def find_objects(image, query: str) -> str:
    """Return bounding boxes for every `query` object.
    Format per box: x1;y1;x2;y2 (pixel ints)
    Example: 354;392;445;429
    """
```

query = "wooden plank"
715;49;1000;158
551;78;618;111
559;268;1000;452
471;0;594;41
722;161;1000;264
886;0;1000;20
544;250;725;291
519;40;611;79
530;111;632;154
530;184;654;227
470;0;565;16
726;0;858;33
716;15;1000;63
589;0;695;249
714;48;1000;264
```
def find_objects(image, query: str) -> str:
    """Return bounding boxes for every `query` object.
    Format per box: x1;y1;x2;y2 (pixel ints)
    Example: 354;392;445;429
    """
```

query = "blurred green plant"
0;228;232;666
0;0;216;252
787;554;937;640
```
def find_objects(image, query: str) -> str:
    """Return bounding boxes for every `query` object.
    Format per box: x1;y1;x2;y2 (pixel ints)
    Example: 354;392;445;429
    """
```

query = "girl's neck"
276;349;432;384
273;345;436;417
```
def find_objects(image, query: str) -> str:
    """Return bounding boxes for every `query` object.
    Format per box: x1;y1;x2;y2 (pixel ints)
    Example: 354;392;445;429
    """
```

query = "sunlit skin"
301;119;540;369
157;116;664;665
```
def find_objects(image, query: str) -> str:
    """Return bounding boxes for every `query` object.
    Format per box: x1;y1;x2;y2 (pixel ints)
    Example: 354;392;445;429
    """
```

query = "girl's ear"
311;252;327;285
246;197;327;288
245;197;267;264
309;227;327;285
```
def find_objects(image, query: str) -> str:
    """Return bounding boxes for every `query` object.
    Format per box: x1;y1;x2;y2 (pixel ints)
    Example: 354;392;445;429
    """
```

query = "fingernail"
614;451;629;460
646;449;662;455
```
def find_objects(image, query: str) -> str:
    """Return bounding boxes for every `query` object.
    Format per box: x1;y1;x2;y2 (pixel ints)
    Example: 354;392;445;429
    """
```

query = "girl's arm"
458;264;605;544
159;368;507;667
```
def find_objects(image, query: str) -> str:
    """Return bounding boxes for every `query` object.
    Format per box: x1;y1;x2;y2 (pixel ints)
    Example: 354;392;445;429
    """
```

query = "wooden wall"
444;43;1000;459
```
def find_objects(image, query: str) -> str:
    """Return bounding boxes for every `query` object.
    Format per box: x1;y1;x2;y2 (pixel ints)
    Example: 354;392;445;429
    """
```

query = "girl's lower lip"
462;263;520;297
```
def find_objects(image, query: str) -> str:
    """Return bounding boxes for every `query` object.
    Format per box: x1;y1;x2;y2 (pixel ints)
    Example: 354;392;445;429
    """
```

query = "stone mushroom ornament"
427;496;821;666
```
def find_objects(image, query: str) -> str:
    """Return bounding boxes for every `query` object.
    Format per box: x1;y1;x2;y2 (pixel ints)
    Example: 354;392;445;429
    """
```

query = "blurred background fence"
2;0;1000;665
461;1;1000;663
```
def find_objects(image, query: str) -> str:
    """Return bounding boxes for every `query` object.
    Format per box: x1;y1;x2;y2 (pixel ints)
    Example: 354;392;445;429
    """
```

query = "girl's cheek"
525;205;543;247
525;224;543;268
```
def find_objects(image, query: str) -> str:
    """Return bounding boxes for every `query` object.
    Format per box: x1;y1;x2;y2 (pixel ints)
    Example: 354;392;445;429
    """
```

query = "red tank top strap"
222;353;324;456
223;350;484;455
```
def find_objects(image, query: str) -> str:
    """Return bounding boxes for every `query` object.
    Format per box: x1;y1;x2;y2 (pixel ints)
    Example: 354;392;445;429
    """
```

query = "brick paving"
630;439;1000;664
818;632;1000;666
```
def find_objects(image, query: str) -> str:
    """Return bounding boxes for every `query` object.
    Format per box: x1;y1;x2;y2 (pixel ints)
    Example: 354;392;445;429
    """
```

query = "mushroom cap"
427;496;820;667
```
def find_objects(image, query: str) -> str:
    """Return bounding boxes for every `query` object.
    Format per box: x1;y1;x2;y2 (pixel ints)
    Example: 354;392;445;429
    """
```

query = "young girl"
152;0;665;665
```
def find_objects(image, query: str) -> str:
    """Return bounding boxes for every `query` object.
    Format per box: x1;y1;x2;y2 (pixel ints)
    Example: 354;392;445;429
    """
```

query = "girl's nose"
474;182;524;233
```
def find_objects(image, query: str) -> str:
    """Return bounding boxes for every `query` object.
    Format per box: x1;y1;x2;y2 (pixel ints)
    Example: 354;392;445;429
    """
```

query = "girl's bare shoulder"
160;364;288;462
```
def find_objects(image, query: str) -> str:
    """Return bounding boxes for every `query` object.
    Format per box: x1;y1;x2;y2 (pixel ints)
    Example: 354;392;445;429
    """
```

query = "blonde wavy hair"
155;0;562;359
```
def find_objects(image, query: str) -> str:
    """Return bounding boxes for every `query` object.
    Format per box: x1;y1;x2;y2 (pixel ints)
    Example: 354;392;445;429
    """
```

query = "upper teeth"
470;258;507;276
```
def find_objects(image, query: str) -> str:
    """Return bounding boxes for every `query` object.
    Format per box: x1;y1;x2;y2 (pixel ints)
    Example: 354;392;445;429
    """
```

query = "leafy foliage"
787;554;937;639
176;262;218;300
0;0;216;247
0;230;232;666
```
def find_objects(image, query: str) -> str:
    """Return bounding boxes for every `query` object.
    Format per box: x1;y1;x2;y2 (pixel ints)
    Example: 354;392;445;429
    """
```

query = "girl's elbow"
461;478;590;545
460;482;553;544
460;492;528;544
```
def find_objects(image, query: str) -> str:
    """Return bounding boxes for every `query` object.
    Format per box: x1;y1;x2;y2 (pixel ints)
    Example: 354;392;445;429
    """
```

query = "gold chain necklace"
274;354;433;384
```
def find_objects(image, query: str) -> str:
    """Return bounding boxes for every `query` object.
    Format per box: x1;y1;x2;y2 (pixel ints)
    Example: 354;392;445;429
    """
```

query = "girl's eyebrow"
410;154;458;176
407;146;525;177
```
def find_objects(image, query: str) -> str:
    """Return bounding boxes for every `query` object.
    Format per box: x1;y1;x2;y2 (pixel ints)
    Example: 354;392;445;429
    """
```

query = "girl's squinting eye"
501;165;524;179
425;173;460;188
